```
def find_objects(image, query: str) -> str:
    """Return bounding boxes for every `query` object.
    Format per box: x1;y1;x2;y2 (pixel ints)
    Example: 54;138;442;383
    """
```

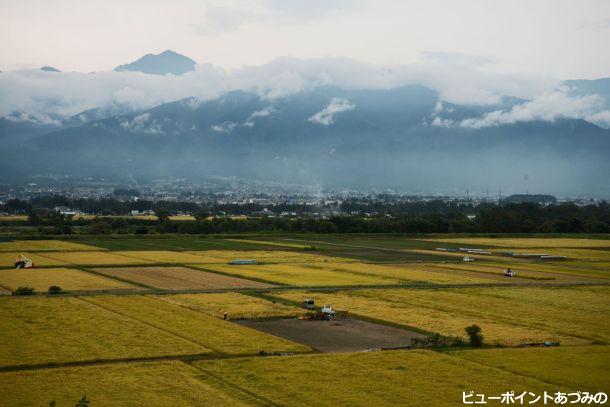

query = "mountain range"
1;51;609;196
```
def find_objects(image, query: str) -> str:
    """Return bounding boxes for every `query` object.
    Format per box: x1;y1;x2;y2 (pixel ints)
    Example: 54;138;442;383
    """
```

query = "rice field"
194;350;555;406
0;252;66;267
0;267;141;292
276;286;610;345
185;250;354;264
425;262;555;280
0;297;209;368
308;262;492;284
115;250;223;263
0;240;102;252
197;263;400;286
84;295;310;355
0;215;28;222
0;361;248;407
37;251;153;265
420;237;610;248
1;236;608;405
154;292;303;319
448;345;610;393
91;266;273;290
224;238;311;249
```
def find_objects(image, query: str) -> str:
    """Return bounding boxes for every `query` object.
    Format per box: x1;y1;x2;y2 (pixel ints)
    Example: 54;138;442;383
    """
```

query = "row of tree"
6;201;610;234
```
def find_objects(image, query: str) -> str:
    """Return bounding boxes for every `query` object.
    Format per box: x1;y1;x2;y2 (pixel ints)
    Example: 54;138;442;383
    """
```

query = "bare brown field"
91;266;274;290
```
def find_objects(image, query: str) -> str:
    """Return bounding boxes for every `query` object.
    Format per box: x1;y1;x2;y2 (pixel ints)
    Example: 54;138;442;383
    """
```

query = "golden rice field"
224;238;311;249
84;295;309;355
154;292;303;319
312;261;492;284
185;250;354;264
479;260;610;280
425;262;555;280
276;286;610;345
0;268;141;292
115;250;222;263
38;251;153;265
0;297;209;368
194;350;554;407
0;251;66;267
0;215;28;222
0;361;248;407
420;237;610;248
198;263;399;286
537;248;610;261
449;345;610;393
91;266;273;290
0;240;102;252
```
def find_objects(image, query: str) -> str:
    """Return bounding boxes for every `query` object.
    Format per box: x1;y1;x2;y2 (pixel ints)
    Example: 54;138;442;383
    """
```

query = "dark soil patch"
237;317;426;352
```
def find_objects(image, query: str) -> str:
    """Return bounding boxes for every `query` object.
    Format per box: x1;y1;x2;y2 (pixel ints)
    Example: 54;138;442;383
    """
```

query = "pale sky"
1;0;609;79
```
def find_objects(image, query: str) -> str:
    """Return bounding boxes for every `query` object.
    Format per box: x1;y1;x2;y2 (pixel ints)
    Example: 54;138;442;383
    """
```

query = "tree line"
2;198;609;234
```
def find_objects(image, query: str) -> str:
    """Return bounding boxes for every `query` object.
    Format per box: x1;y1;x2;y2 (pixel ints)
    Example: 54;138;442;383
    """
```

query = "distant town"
0;179;603;220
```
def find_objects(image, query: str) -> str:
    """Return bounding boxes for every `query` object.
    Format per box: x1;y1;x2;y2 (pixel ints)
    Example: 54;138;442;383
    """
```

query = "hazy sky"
1;0;609;78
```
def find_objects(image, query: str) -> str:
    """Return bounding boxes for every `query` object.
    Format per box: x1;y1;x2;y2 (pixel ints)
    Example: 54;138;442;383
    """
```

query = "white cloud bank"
454;87;610;129
0;55;608;130
308;97;355;125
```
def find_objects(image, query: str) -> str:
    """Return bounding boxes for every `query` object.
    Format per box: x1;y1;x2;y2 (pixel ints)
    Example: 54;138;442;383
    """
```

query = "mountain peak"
114;50;197;76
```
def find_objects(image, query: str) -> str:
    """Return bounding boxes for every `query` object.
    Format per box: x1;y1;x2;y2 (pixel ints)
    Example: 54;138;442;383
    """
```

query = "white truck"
321;304;336;316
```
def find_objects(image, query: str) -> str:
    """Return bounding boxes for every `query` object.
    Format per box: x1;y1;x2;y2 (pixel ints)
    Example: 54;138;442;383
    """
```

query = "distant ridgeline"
503;194;557;204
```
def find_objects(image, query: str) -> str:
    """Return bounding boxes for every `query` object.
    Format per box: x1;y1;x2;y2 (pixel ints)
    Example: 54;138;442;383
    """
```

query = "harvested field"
0;252;66;267
0;361;248;407
0;267;141;292
84;295;310;355
194;350;554;406
0;240;102;252
91;266;273;290
155;292;302;319
275;286;610;345
237;317;425;352
449;345;610;393
198;263;399;286
36;251;152;265
0;297;209;368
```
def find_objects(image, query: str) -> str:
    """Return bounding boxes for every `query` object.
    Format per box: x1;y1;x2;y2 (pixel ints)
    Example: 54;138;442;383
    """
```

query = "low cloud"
243;106;276;127
308;97;355;125
211;121;238;133
460;87;607;129
120;112;164;135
